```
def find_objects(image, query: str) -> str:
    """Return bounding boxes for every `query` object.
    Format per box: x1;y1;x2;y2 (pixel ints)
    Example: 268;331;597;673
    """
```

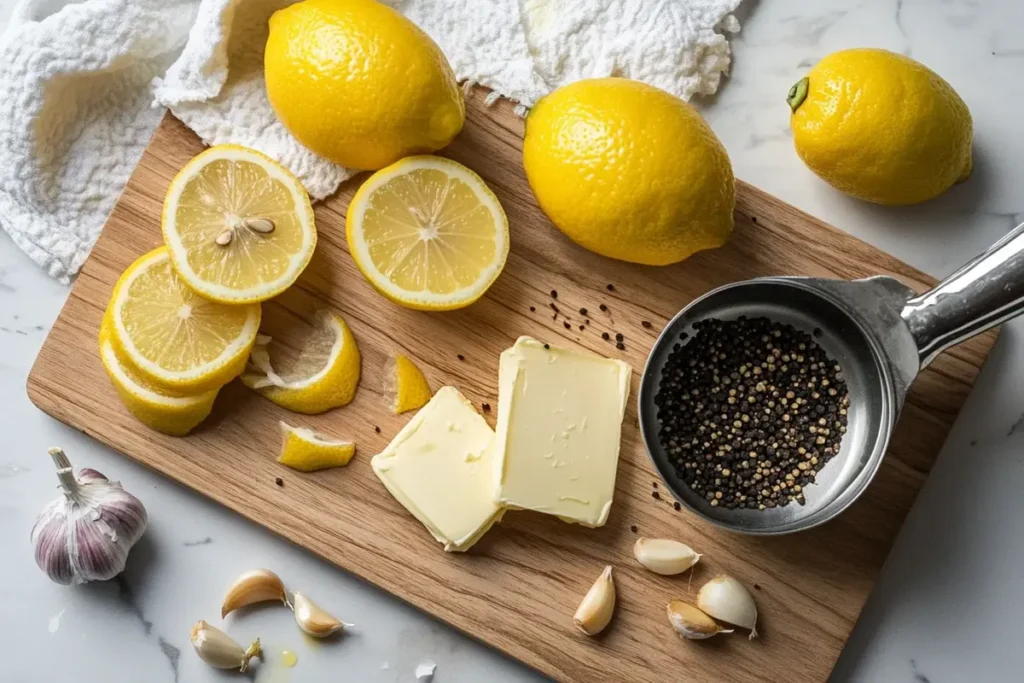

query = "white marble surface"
2;1;1024;681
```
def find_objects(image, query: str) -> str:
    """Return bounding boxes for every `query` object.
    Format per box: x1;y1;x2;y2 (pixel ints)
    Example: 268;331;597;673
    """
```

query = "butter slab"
493;337;631;527
371;386;503;552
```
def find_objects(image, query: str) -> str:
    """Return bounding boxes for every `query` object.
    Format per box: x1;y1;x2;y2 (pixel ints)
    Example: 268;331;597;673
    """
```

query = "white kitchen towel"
0;0;742;283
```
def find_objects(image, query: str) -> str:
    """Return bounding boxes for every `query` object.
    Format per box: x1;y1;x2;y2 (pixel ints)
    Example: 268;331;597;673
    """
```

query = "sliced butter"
493;337;631;527
371;386;503;552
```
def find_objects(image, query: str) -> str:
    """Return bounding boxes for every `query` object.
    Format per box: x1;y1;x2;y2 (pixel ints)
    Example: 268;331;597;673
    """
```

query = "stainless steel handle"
901;221;1024;368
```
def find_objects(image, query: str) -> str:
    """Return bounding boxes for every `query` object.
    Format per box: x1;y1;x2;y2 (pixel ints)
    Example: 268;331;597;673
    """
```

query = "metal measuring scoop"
639;222;1024;535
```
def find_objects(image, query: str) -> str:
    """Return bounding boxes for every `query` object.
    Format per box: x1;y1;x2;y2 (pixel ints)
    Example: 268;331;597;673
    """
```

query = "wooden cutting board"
28;92;995;683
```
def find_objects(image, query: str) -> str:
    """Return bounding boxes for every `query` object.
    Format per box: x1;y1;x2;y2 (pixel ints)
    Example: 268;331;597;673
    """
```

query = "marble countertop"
3;1;1024;681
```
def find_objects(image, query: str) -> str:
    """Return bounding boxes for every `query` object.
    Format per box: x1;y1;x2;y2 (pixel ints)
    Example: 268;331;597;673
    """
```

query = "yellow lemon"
386;354;432;414
109;248;261;393
347;156;509;310
789;48;972;205
265;0;464;170
242;310;361;414
99;310;218;436
523;78;734;266
278;421;355;472
162;145;316;304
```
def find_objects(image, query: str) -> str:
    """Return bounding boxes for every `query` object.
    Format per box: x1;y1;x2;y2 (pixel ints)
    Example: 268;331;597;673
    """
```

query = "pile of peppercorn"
654;316;849;510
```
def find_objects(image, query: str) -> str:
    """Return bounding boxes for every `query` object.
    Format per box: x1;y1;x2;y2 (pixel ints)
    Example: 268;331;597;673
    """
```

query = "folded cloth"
0;0;742;283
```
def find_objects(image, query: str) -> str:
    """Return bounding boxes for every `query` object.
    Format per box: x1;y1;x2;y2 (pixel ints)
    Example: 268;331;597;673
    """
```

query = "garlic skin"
221;569;288;617
291;592;350;637
191;620;262;671
633;538;701;576
573;565;615;636
31;448;147;585
666;600;733;640
697;575;758;639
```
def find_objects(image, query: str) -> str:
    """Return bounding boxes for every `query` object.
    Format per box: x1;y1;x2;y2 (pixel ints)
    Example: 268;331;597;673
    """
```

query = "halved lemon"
99;312;218;436
162;145;317;304
385;354;432;414
241;310;361;414
278;421;356;472
109;248;261;392
346;156;509;310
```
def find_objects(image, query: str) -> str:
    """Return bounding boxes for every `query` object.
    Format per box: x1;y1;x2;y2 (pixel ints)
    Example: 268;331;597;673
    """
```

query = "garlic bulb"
30;448;147;585
697;575;758;639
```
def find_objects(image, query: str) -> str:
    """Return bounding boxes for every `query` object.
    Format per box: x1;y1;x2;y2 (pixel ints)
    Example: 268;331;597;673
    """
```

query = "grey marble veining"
2;1;1024;682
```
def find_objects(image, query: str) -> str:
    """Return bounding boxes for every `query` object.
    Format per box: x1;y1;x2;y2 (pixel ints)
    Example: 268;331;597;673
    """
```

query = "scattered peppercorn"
642;320;653;329
529;306;536;312
601;332;610;341
754;583;761;591
550;289;558;299
563;321;571;330
630;525;638;533
599;303;608;312
275;477;284;487
651;491;661;500
579;325;586;332
751;216;758;224
653;316;849;510
616;342;625;350
673;502;682;511
374;426;381;433
482;402;491;412
615;332;624;342
457;354;465;361
543;343;550;350
607;284;615;291
579;308;588;316
652;481;658;488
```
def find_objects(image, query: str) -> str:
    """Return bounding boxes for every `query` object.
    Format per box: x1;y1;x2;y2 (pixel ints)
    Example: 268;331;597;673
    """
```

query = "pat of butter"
493;337;631;527
371;386;503;552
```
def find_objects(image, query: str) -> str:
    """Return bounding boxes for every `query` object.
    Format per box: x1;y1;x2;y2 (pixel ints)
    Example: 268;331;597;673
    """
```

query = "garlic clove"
573;565;615;636
31;447;147;585
221;569;288;617
667;600;733;640
697;575;758;639
291;592;350;637
633;538;701;576
190;620;262;671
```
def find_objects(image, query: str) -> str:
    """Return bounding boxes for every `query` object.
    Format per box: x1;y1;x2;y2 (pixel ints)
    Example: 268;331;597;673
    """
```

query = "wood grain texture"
28;93;996;683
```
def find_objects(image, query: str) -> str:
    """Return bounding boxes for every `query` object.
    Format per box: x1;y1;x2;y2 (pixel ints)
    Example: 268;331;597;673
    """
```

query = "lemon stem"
787;77;809;112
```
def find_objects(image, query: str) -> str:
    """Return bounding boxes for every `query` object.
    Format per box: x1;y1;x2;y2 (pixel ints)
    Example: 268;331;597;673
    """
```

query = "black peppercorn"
550;289;558;299
275;477;284;487
482;402;491;412
653;317;849;510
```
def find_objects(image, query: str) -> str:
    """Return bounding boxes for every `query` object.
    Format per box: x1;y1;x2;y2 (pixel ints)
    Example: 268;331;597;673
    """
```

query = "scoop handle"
901;221;1024;367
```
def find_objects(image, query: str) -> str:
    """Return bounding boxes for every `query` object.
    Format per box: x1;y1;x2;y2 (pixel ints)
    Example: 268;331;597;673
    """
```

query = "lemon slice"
162;145;317;304
386;354;432;414
346;156;509;310
109;248;261;392
99;312;218;436
278;421;356;472
242;310;361;414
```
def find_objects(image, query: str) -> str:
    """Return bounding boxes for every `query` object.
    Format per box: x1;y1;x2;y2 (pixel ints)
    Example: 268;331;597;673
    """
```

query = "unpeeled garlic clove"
190;620;262;671
667;600;733;640
697;574;758;639
633;538;701;576
221;569;288;618
573;565;615;636
291;592;350;637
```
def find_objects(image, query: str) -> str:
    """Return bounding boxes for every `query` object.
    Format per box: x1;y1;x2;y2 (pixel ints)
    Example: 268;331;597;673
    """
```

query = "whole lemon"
523;78;734;266
265;0;465;170
789;48;972;205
